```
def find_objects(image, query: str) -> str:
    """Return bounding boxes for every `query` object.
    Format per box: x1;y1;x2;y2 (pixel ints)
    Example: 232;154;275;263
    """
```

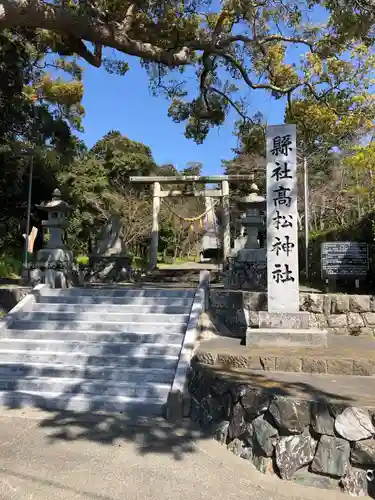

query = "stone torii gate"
129;175;255;269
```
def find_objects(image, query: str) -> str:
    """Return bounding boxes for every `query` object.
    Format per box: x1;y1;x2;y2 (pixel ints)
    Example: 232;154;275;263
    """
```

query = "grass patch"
158;256;200;268
175;256;199;263
75;254;149;270
73;254;199;271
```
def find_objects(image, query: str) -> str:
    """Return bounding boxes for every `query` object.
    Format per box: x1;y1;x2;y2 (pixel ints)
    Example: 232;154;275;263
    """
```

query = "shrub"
0;253;23;278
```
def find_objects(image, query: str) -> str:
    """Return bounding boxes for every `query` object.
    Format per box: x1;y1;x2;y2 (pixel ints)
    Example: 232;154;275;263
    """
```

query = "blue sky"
78;53;287;176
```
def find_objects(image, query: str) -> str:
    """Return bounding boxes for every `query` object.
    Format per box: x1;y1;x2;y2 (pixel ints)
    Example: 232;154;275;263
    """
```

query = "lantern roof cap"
36;188;72;212
238;183;265;205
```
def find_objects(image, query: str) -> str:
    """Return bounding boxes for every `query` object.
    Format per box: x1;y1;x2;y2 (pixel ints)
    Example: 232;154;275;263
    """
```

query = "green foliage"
162;255;174;265
168;93;228;144
0;27;85;252
0;252;23;278
285;44;375;159
103;58;130;75
76;254;89;265
158;223;177;255
91;130;158;184
181;162;202;177
222;152;266;198
157;164;179;176
59;131;161;253
345;142;375;214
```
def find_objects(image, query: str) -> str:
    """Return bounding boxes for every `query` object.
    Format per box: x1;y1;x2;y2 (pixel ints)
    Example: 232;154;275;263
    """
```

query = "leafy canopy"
0;0;374;142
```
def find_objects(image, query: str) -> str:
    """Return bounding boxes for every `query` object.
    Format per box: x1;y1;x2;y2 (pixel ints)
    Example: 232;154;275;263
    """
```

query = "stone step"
0;390;167;414
195;364;375;407
12;320;187;334
3;330;184;344
0;363;175;383
32;303;192;315
0;350;179;369
37;295;193;306
24;311;190;324
0;377;171;398
0;339;182;357
42;288;195;298
195;336;375;376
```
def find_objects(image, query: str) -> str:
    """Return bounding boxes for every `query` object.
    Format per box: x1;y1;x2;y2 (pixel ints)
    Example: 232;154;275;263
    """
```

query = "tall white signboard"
266;124;299;313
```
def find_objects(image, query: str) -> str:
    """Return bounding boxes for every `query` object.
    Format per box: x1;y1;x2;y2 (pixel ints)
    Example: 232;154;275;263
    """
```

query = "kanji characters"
272;263;295;283
271;161;292;182
272;210;293;230
270;134;292;156
271;235;295;257
272;185;292;208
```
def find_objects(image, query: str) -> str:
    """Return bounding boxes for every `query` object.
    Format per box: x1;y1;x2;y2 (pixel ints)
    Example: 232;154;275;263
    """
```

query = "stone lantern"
228;184;267;290
35;188;74;288
235;183;266;256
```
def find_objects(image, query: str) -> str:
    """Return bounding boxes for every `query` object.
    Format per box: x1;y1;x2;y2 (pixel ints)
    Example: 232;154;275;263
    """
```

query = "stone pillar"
221;179;230;265
245;125;327;347
151;181;160;269
266;124;299;313
205;196;214;226
200;196;220;261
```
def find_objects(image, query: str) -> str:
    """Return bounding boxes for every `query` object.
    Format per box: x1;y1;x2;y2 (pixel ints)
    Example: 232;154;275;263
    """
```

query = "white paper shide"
266;124;299;313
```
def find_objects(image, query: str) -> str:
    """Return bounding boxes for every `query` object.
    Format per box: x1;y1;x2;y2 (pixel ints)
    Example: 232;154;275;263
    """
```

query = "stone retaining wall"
189;364;375;497
210;290;375;336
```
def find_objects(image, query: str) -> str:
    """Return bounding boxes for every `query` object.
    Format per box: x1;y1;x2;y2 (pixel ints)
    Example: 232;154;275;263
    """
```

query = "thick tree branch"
63;35;102;67
118;3;136;33
214;49;300;94
0;0;194;66
199;51;254;125
1;0;371;142
209;86;248;122
0;0;322;70
218;33;315;50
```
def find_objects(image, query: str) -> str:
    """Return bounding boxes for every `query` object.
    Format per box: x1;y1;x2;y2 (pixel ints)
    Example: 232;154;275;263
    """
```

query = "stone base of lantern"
87;255;133;282
36;248;75;288
226;249;266;290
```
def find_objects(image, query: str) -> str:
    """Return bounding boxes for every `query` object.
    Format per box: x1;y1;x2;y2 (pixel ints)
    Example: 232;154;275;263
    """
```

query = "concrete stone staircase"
0;286;199;415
